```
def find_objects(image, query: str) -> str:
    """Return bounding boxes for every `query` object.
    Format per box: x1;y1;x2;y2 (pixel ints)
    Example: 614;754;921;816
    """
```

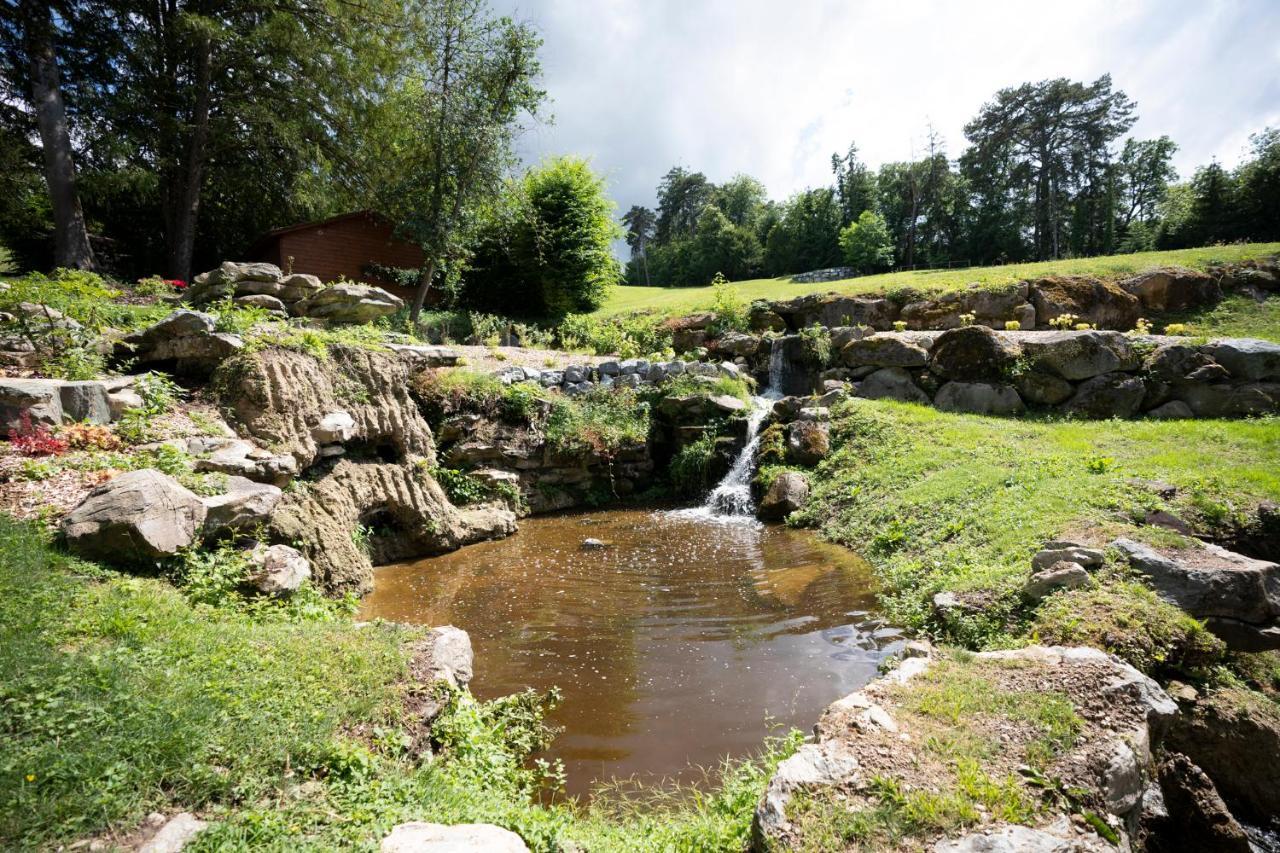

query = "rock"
786;421;829;466
188;437;298;487
1152;754;1250;853
934;817;1115;852
61;470;207;565
412;625;474;689
928;326;1021;380
1032;544;1104;571
1147;400;1193;419
56;381;111;424
1144;509;1192;535
1175;381;1280;417
1028;275;1141;329
137;812;207;853
137;308;215;338
753;742;861;841
1023;561;1090;603
748;303;787;332
277;273;324;301
1013;371;1075;406
1167;687;1280;821
0;378;63;429
217;260;282;283
247;544;311;596
717;331;763;357
107;387;145;420
312;410;357;444
856;366;930;403
1019;331;1139;381
201;476;282;538
757;471;810;520
1110;538;1280;638
771;293;898;330
1063;372;1146;419
707;394;747;415
294;283;404;324
234;293;287;313
840;333;929;368
117;309;242;374
1120;267;1220;312
1145;343;1219;382
581;537;607;549
380;822;528;853
934;381;1024;415
901;281;1033;330
1199;338;1280;380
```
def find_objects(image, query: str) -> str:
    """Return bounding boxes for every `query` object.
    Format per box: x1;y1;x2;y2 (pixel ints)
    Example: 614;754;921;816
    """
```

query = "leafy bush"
556;311;670;358
429;466;521;509
413;370;546;424
709;273;748;333
545;389;650;458
669;431;720;497
799;323;833;366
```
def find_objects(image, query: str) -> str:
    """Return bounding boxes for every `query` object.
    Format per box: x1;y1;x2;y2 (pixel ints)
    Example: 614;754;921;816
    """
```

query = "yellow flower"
25;774;35;782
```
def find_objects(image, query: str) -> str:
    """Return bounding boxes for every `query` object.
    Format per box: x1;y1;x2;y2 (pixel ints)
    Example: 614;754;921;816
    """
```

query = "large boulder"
1028;275;1142;329
785;421;829;466
757;471;810;520
840;334;929;368
713;331;760;358
201;476;282;537
1063;372;1146;419
1175;381;1280;418
1198;338;1280;381
294;283;404;324
1019;330;1140;381
855;367;930;403
380;822;528;853
1119;267;1220;312
246;544;311;596
116;309;243;375
61;469;207;565
1150;754;1251;853
771;293;899;330
928;326;1020;381
187;436;299;487
934;381;1024;415
57;381;110;424
1111;538;1280;649
0;378;64;429
1013;371;1075;406
1144;343;1221;382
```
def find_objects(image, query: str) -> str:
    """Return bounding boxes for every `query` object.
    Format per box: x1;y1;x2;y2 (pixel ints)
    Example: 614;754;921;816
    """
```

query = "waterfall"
686;339;785;520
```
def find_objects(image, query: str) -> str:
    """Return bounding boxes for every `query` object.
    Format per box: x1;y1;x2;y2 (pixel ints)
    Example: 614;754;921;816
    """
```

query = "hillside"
598;243;1280;318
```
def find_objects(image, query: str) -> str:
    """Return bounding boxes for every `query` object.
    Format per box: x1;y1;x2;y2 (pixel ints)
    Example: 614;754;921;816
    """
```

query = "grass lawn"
796;400;1280;644
596;243;1280;318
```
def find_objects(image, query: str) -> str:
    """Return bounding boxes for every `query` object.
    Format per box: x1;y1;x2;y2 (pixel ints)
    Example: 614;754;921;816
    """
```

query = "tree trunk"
411;259;437;325
165;33;213;282
21;0;94;270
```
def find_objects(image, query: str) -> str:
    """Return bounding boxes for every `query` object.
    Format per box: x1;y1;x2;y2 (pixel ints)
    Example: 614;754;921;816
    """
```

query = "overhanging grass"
797;400;1280;643
595;243;1280;318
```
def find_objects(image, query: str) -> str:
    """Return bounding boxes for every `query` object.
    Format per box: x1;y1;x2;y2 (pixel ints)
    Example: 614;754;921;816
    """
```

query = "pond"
359;508;901;797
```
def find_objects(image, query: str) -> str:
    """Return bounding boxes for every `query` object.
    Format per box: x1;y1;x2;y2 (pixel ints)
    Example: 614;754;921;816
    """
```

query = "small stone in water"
581;538;608;549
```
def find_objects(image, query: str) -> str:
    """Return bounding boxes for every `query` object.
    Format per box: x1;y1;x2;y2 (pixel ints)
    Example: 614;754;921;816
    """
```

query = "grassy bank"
597;243;1280;318
0;515;796;851
795;400;1280;646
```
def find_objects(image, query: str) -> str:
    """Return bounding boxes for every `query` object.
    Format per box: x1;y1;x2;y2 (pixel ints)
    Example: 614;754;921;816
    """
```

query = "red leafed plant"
9;411;69;456
165;278;187;290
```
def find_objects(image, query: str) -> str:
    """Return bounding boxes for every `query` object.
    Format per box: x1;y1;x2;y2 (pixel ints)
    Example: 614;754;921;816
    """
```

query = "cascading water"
684;339;786;520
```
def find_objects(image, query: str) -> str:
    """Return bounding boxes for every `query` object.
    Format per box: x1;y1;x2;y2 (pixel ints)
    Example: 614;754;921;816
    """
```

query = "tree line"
623;75;1280;286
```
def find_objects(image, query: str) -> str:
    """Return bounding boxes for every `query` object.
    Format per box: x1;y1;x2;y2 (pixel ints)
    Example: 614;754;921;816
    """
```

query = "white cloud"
500;0;1280;211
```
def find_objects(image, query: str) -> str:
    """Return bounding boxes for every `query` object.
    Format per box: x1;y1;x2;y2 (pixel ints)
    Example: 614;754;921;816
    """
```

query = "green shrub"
556;312;670;358
414;370;546;424
669;431;720;498
545;389;650;458
709;273;749;333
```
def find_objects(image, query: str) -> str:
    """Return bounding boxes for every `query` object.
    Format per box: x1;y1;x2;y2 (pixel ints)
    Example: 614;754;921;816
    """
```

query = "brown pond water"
359;508;901;797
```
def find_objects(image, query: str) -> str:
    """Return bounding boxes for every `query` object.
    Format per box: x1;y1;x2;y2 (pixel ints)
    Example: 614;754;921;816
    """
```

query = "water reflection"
360;508;898;796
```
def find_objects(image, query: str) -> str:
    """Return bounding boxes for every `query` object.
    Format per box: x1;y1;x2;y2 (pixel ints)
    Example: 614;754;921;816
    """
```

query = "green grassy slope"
598;243;1280;318
796;400;1280;644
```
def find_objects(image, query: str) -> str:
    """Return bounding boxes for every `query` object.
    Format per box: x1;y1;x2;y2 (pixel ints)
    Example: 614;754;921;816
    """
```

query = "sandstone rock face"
247;544;311;596
267;459;515;594
1019;330;1139;381
934;381;1024;415
1151;754;1250;853
1028;275;1141;329
295;283;404;324
928;325;1020;381
757;471;810;521
187;436;298;486
216;346;436;471
1111;538;1280;649
753;646;1175;851
380;822;528;853
62;470;207;565
201;476;282;538
1120;266;1220;312
855;366;930;403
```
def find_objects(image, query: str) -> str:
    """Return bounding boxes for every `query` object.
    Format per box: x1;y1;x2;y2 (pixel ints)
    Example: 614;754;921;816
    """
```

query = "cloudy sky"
497;0;1280;218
